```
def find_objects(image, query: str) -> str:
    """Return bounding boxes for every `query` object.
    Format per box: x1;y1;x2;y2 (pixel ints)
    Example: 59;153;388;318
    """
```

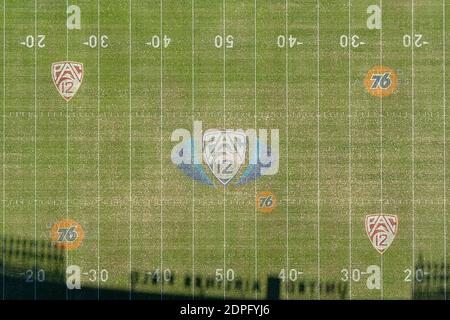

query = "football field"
0;0;449;300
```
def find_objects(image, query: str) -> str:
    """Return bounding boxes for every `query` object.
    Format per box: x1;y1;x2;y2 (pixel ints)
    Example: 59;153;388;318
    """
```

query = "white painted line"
128;0;132;300
34;0;37;300
159;0;164;300
379;0;384;300
1;0;5;300
316;0;321;300
97;0;101;300
65;0;69;301
411;0;416;299
254;0;258;300
347;0;352;300
285;0;290;300
222;0;226;301
443;0;447;301
191;0;195;300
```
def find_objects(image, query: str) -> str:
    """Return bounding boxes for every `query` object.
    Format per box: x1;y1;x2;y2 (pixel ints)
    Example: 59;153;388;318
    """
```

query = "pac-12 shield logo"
52;61;84;101
203;130;247;185
365;214;398;254
171;121;279;188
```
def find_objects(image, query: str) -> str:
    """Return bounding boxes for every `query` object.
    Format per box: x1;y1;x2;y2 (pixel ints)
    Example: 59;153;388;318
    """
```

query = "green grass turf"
0;0;449;300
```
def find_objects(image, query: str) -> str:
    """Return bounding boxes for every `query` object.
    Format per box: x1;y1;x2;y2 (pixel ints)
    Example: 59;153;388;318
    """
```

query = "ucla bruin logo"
171;121;279;188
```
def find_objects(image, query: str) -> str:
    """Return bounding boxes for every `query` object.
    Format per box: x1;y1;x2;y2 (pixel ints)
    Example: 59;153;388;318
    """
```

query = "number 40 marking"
277;35;302;48
146;35;171;48
279;268;302;282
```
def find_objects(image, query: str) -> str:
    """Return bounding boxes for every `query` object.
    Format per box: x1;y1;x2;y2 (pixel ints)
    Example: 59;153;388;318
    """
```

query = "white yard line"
316;0;321;300
128;0;132;300
222;0;226;300
443;0;447;301
97;0;101;300
379;0;384;215
65;0;69;301
159;0;164;300
1;0;5;300
191;0;195;300
254;0;258;300
34;0;37;300
347;0;352;300
379;0;384;300
411;0;416;298
285;0;289;300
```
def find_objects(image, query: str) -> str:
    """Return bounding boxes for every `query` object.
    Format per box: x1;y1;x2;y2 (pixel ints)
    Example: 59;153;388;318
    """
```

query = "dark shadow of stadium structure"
0;236;447;300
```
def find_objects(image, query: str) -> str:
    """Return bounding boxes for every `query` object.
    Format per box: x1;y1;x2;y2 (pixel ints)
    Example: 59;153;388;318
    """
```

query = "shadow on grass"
0;235;281;300
412;254;449;300
1;236;445;300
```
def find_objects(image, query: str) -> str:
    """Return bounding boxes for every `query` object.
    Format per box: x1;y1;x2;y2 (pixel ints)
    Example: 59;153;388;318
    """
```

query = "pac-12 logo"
52;61;84;101
365;214;398;254
171;121;279;187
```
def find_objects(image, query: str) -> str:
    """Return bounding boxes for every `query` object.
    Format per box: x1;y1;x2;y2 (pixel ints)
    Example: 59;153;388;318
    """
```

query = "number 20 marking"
403;34;427;48
22;35;45;48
